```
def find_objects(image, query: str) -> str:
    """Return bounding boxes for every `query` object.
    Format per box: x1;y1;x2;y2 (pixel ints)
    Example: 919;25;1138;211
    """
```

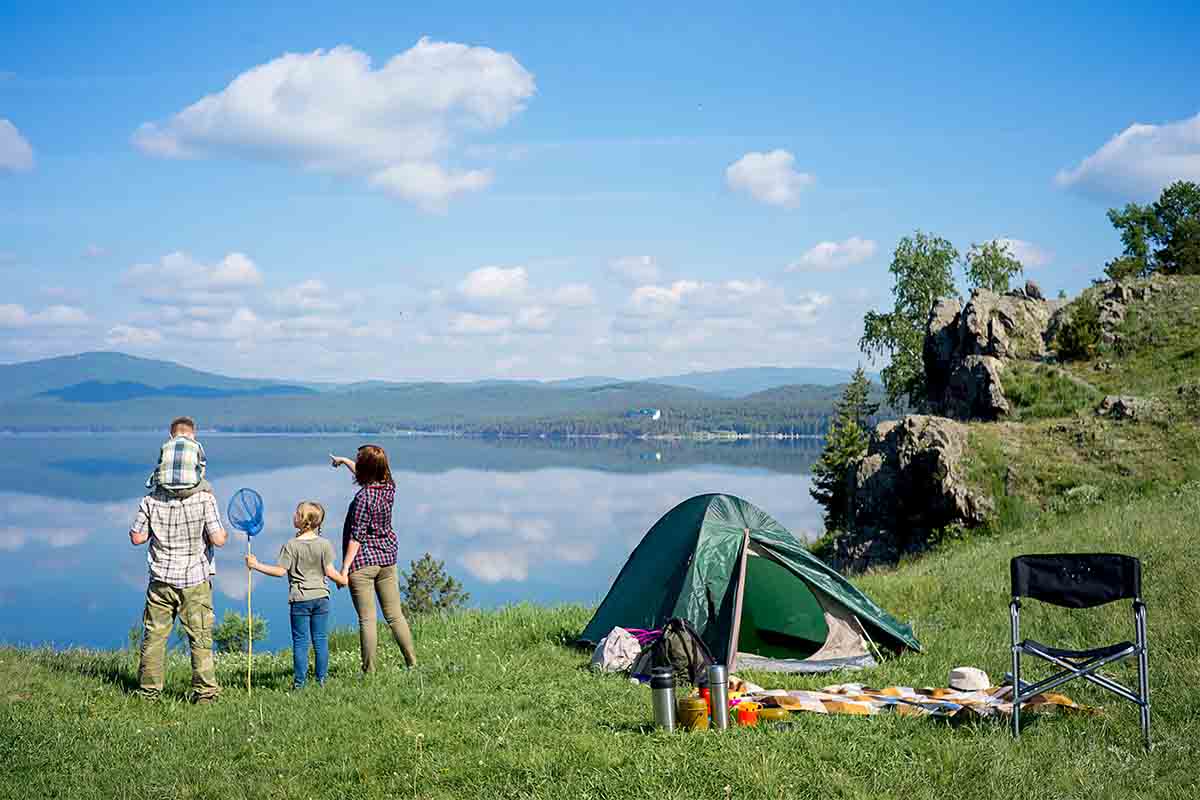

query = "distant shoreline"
0;428;826;441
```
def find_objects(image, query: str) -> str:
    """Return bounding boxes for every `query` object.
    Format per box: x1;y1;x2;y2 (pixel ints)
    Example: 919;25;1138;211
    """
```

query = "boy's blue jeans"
289;597;330;688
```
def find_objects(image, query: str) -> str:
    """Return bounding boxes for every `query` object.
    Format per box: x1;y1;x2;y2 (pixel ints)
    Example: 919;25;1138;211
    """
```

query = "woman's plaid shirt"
342;483;397;572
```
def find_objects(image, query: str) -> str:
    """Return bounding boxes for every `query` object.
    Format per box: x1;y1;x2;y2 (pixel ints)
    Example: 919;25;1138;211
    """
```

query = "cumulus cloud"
106;324;164;347
457;266;529;304
133;39;536;211
725;149;814;207
269;278;361;313
788;237;877;272
460;550;529;583
1055;112;1200;198
122;252;263;305
992;238;1053;268
609;255;661;285
548;283;596;308
0;304;90;328
0;119;34;172
450;312;511;336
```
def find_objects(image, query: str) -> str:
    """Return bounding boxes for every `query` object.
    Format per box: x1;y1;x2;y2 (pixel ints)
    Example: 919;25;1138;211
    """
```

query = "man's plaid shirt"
131;489;223;588
342;483;397;572
146;435;207;491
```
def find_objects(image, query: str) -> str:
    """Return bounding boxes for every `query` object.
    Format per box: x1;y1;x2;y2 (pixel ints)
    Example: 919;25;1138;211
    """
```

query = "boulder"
925;288;1059;420
835;415;994;572
1096;395;1159;421
1024;279;1044;301
942;356;1009;420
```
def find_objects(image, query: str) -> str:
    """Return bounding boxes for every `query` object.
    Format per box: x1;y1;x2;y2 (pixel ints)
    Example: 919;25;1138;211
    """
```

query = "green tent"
581;494;920;672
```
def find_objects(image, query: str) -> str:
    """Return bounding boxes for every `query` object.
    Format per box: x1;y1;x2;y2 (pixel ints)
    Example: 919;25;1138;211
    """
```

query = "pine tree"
809;367;877;531
400;553;471;616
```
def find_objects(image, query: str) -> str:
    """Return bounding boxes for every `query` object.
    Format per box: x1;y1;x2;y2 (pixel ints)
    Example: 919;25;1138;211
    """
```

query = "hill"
652;366;875;396
0;353;879;434
0;351;287;402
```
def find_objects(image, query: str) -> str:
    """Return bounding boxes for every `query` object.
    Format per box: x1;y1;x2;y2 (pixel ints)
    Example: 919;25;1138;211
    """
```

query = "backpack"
630;617;716;686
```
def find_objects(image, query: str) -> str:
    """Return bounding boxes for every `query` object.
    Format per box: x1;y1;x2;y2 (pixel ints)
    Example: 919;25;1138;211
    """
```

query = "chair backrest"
1011;553;1141;609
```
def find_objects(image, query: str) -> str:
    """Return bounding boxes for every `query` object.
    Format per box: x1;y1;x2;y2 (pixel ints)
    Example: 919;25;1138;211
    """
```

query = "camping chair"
1009;553;1150;750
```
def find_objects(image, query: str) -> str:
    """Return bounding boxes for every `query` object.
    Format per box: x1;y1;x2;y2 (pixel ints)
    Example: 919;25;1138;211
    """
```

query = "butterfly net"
227;488;264;537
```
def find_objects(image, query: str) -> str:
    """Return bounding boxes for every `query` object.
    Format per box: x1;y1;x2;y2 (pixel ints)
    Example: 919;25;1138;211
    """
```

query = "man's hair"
354;444;394;487
169;416;196;435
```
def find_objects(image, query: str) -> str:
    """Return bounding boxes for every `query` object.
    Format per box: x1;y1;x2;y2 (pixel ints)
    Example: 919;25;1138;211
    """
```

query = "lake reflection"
0;434;821;650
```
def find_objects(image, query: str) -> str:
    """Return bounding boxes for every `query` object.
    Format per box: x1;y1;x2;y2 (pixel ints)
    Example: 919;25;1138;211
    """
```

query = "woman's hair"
295;501;326;534
354;444;394;487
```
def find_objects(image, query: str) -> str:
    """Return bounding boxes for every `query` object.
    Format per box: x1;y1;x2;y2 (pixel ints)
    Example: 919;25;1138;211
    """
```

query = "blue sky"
1;1;1198;381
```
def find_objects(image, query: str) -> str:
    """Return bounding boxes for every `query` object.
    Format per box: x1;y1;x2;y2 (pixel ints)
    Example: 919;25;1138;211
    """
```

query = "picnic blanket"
743;682;1093;720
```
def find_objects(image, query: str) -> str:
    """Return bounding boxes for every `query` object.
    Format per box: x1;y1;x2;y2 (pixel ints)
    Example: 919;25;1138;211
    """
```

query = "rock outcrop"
1096;394;1161;421
924;289;1062;420
833;415;994;572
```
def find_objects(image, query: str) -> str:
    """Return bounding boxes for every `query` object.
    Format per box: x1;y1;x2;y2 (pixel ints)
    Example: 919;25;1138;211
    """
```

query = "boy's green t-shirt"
277;537;335;603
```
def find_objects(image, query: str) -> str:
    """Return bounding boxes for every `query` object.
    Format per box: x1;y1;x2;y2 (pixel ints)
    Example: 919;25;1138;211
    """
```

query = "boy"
147;416;216;575
147;416;213;498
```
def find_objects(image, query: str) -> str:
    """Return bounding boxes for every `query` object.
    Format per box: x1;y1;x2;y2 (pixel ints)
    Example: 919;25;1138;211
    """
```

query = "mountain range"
0;352;877;432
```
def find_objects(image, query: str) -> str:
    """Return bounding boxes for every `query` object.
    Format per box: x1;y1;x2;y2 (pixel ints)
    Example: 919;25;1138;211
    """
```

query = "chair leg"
1136;604;1151;751
1010;602;1021;738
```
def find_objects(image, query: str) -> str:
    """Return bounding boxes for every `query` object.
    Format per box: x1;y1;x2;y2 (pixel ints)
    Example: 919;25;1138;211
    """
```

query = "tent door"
724;528;751;672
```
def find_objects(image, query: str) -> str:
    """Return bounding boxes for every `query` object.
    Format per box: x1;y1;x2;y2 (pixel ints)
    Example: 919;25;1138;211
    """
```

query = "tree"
1105;180;1200;279
860;231;958;407
400;553;470;616
809;367;878;532
963;240;1023;293
212;610;268;653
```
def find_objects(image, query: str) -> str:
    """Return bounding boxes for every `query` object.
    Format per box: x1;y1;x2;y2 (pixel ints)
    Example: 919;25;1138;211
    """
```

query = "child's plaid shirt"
146;436;207;491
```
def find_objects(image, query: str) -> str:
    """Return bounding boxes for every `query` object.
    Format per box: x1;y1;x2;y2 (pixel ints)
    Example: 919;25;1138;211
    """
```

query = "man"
129;429;227;703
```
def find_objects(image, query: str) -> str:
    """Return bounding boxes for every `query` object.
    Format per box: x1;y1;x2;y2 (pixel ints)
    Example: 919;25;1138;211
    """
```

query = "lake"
0;433;822;650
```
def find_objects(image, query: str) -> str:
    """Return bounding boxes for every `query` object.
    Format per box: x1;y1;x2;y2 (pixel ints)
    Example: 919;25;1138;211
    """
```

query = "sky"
1;1;1198;382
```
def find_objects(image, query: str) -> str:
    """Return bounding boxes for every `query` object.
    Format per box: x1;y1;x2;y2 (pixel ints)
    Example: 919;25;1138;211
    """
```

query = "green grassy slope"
2;484;1197;800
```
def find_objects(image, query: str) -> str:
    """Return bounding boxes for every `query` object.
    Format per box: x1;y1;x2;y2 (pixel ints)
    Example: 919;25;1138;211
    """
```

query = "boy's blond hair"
295;501;325;533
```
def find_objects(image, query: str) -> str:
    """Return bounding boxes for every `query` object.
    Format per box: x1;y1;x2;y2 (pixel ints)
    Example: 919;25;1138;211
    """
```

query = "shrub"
212;610;268;653
1056;295;1101;361
400;553;470;616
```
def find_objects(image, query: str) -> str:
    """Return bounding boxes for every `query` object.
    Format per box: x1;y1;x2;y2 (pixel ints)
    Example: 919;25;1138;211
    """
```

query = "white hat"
948;667;991;691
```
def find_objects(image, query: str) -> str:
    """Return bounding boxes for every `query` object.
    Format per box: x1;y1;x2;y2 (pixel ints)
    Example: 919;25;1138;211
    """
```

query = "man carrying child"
129;416;226;703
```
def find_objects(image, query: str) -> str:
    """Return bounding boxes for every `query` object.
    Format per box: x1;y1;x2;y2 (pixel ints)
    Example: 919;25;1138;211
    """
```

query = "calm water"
0;434;821;650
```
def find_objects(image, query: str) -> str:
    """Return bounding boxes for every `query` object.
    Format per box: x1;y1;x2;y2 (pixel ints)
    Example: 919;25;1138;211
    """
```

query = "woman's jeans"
348;564;417;672
289;596;330;687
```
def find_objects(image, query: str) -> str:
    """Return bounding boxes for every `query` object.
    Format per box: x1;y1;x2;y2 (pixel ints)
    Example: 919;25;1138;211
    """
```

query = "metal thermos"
650;667;677;731
707;664;730;730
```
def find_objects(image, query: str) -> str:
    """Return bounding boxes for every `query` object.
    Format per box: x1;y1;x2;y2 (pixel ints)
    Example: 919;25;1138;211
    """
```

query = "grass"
1002;362;1101;421
4;482;1200;800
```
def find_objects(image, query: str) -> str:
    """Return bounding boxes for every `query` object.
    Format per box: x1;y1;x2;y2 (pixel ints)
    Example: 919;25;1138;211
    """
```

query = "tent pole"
853;614;884;663
725;529;751;673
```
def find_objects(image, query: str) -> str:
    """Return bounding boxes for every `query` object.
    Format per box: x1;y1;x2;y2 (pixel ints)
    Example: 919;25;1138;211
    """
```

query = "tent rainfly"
580;494;921;672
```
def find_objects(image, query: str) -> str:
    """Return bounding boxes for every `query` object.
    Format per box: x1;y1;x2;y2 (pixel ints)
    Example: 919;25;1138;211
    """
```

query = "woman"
330;445;417;672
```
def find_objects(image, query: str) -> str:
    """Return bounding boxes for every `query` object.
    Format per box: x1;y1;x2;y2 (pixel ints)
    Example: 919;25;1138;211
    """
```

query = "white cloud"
368;162;492;213
460;549;529;583
725;149;814;207
0;119;34;172
548;283;596;308
457;265;529;304
629;280;702;316
271;279;343;313
515;305;554;331
992;238;1053;268
1055;112;1200;198
0;304;90;328
609;255;661;285
122;252;263;304
788;237;877;272
133;39;535;211
450;312;511;336
106;324;164;347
